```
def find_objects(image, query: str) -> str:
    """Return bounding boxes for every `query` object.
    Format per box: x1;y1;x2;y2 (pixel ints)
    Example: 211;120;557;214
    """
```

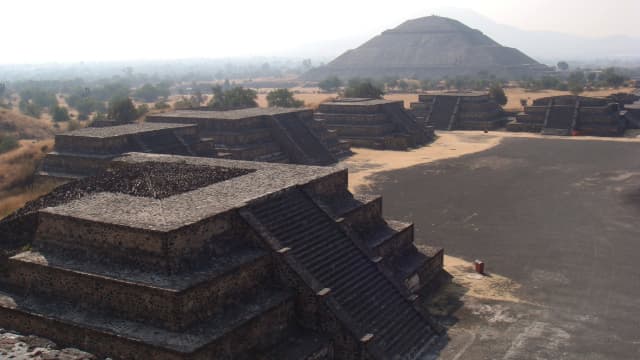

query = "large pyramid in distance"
305;16;550;80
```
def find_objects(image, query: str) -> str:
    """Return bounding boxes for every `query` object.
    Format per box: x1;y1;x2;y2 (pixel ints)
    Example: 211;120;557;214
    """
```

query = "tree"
52;105;70;122
0;134;19;154
489;84;508;106
154;101;170;109
318;76;342;92
343;78;384;99
19;100;42;118
134;83;169;102
19;88;57;109
567;71;586;95
267;89;304;108
302;59;313;71
136;104;149;118
108;97;138;123
600;68;627;88
557;61;569;71
0;83;5;98
207;85;257;110
92;112;107;122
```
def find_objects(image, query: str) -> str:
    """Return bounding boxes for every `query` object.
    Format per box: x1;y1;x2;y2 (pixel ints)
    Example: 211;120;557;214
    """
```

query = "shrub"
67;119;81;131
51;106;70;122
489;84;508;106
154;101;170;109
207;86;257;110
266;89;304;108
318;76;343;92
343;78;384;99
108;97;137;123
0;135;19;154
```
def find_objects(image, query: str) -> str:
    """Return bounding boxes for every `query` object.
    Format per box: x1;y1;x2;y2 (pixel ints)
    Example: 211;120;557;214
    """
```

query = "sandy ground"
341;130;640;193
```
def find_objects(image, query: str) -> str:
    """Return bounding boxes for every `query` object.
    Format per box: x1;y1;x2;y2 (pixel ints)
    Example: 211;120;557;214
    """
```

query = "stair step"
3;249;271;331
0;287;294;359
245;188;438;359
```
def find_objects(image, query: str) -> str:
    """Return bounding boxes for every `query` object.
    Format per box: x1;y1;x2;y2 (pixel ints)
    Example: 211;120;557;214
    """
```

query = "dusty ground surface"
350;133;640;359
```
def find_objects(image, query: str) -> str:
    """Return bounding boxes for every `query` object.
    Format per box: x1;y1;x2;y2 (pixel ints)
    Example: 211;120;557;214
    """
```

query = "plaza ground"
343;132;640;359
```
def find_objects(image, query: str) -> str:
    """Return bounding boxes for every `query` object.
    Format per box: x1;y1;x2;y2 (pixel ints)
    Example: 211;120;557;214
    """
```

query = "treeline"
520;67;630;94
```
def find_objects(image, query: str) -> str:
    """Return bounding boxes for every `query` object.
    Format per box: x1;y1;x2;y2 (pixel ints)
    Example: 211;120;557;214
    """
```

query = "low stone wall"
40;153;114;176
329;123;396;137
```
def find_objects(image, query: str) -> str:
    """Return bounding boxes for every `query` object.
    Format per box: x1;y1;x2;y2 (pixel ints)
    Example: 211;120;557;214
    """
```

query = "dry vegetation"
0;139;60;218
0;109;55;140
0;109;62;218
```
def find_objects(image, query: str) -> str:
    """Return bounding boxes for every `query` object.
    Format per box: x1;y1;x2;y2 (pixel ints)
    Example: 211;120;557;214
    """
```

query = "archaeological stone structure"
507;95;625;136
411;91;507;130
147;107;350;165
304;16;550;80
0;153;444;359
623;102;640;128
39;122;215;180
314;98;432;150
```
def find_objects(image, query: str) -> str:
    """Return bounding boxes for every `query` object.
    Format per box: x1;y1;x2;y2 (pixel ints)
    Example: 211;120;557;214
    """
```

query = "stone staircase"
427;96;458;130
242;188;438;359
271;113;336;166
541;106;574;136
382;103;429;147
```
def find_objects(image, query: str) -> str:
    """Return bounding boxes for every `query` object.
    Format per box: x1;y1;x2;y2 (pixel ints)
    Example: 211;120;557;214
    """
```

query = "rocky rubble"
0;329;96;360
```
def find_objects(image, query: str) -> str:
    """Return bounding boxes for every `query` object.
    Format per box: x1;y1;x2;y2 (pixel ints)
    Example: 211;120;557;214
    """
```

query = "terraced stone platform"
410;91;507;131
508;95;625;136
147;107;350;165
39;122;215;180
0;153;444;359
315;99;431;150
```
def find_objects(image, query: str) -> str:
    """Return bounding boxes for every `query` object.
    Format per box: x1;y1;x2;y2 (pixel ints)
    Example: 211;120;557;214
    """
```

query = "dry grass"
0;139;56;217
0;109;55;140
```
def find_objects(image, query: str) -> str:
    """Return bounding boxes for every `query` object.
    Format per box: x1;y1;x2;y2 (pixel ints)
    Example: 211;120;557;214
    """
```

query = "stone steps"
0;287;295;360
327;123;397;137
214;141;283;160
245;189;438;359
365;220;414;258
271;113;335;166
427;97;458;130
2;249;272;331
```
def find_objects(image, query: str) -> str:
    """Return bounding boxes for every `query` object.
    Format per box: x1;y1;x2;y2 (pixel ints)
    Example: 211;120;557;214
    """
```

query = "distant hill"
304;16;550;80
433;8;640;63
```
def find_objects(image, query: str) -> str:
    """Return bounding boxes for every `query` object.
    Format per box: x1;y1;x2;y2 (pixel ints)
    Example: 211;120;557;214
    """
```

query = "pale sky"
2;0;639;64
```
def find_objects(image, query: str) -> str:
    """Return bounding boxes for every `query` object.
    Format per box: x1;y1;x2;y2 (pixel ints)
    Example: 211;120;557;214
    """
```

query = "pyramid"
305;16;549;80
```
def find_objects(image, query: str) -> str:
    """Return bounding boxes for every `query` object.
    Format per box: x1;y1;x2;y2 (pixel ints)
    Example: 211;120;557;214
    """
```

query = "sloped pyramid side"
304;16;548;80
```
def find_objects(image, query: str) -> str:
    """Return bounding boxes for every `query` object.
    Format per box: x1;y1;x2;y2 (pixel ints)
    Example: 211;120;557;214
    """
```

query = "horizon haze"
2;0;640;65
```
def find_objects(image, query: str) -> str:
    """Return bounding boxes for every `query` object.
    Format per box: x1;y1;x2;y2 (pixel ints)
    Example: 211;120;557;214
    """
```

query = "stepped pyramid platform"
314;98;432;150
507;95;625;136
304;15;550;80
39;122;215;180
147;107;350;165
0;153;444;359
411;91;507;130
622;102;640;129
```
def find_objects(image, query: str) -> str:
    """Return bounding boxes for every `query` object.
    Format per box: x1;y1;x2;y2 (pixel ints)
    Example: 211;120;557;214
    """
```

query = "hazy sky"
3;0;639;64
